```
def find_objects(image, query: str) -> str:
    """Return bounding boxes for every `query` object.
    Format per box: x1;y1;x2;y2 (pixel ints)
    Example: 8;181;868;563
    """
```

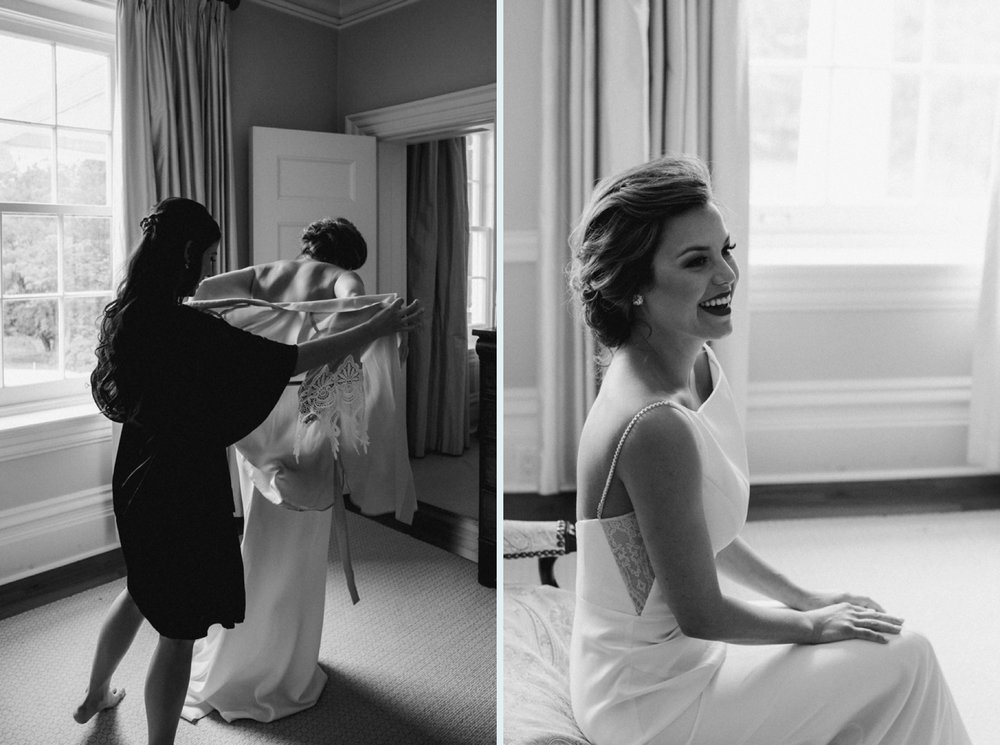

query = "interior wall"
502;0;544;488
227;4;340;268
336;0;496;122
744;263;981;481
0;417;114;584
1;0;494;586
501;0;986;492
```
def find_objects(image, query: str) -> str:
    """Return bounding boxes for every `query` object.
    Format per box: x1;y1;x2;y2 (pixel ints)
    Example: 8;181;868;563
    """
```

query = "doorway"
345;86;496;547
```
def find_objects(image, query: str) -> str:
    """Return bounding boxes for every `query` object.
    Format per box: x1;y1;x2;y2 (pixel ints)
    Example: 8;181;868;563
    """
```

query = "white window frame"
749;0;1000;267
466;125;496;347
0;4;115;415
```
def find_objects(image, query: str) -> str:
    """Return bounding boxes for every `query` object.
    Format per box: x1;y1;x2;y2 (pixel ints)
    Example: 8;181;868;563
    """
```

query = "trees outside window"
0;26;113;402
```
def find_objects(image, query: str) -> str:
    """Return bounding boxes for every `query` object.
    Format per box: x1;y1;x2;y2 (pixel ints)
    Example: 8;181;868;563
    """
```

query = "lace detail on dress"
294;354;369;461
600;512;655;615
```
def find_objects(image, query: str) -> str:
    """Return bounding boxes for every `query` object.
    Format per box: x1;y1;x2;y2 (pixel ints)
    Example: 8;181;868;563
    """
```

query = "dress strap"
596;401;675;519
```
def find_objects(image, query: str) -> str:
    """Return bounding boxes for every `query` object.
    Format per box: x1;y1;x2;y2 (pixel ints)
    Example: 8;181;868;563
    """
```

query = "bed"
502;519;592;745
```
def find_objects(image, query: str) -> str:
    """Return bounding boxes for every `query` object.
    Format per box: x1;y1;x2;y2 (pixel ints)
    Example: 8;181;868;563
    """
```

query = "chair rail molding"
0;406;109;463
0;486;117;586
748;263;981;312
747;376;972;429
503;230;539;264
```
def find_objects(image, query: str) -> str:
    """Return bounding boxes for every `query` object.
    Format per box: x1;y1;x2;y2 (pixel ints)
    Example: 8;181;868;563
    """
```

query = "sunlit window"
466;126;495;345
0;25;114;405
749;0;1000;265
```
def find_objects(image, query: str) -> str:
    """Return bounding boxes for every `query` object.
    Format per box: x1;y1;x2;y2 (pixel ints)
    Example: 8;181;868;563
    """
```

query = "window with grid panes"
465;127;495;346
749;0;1000;265
0;21;114;406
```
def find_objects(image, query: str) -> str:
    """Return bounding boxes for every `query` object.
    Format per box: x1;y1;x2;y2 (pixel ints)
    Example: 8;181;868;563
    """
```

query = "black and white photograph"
4;1;1000;744
0;0;496;743
501;2;997;744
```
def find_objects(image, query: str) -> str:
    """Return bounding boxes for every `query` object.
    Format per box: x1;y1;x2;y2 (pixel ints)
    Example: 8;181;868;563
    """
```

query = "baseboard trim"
346;498;480;564
748;474;1000;520
0;547;126;622
504;474;1000;522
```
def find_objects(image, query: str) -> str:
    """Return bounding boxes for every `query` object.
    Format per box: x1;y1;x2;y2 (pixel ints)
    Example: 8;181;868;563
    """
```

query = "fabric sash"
191;295;417;603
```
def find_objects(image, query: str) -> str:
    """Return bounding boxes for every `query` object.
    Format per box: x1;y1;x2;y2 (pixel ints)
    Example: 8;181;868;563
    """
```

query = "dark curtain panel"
406;138;470;457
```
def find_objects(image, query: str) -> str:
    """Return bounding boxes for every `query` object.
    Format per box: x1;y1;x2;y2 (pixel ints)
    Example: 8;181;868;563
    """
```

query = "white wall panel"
0;486;117;585
746;263;983;480
503;387;541;492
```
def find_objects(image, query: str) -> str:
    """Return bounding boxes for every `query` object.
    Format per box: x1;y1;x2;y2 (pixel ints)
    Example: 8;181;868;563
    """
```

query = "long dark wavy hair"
91;198;221;422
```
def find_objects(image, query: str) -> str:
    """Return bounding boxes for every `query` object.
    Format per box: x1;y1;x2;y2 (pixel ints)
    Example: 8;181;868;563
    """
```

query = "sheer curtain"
406;138;470;457
534;0;749;495
536;0;648;495
968;146;1000;470
648;0;751;420
116;0;238;270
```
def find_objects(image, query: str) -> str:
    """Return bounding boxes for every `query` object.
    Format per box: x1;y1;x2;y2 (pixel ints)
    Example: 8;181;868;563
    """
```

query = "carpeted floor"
410;440;480;519
0;511;496;745
504;509;1000;744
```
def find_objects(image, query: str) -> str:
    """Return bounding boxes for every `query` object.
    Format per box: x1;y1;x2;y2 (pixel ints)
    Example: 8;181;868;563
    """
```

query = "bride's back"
252;258;359;302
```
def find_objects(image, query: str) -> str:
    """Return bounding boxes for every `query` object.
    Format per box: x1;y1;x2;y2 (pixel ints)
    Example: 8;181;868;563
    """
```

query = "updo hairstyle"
300;217;367;270
569;155;713;348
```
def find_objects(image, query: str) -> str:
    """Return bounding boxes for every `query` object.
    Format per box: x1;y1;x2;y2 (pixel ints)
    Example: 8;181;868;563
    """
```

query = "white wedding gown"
181;296;416;723
569;346;971;745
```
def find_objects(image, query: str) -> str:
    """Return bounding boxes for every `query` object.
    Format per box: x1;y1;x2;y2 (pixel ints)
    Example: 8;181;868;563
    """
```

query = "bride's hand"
805;602;904;644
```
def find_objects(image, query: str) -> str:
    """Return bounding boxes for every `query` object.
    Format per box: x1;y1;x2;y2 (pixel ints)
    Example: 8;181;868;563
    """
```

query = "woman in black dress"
72;198;420;745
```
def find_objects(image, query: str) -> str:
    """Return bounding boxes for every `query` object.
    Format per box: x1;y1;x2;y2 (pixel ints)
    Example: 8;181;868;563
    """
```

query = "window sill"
0;395;109;463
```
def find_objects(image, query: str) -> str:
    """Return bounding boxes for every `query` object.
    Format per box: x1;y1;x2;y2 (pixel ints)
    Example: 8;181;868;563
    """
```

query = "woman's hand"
805;602;904;644
369;298;423;339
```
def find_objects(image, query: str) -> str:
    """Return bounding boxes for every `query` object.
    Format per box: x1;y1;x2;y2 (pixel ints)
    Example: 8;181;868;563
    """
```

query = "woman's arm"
333;271;365;298
620;409;901;645
194;268;254;300
715;537;811;608
292;297;421;375
716;538;888;612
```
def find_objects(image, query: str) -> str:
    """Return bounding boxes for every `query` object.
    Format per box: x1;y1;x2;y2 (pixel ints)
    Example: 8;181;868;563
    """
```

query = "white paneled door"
251;127;378;293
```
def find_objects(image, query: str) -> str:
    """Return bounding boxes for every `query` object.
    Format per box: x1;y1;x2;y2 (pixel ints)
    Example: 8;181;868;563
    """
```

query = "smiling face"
635;203;739;344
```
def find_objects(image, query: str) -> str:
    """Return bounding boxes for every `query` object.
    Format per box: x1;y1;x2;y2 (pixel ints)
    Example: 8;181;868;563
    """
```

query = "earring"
632;294;644;306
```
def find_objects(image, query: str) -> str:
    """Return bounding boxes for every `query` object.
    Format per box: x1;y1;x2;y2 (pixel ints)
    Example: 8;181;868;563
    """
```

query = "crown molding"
247;0;418;29
0;0;113;38
338;0;418;27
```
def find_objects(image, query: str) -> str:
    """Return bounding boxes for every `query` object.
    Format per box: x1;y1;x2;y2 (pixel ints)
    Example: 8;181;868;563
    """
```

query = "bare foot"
73;686;125;723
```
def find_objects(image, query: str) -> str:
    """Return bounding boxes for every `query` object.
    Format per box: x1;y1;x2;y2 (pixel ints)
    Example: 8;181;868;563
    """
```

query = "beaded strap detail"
595;401;675;519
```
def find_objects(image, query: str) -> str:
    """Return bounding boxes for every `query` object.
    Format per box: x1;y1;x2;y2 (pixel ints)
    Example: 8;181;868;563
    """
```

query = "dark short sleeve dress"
112;304;297;639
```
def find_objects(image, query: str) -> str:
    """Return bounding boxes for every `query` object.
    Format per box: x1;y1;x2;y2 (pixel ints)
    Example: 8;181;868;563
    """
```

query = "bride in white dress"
182;218;416;723
567;156;971;745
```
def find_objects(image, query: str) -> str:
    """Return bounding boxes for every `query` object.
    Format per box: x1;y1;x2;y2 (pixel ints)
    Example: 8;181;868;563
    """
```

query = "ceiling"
249;0;418;28
35;0;418;29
